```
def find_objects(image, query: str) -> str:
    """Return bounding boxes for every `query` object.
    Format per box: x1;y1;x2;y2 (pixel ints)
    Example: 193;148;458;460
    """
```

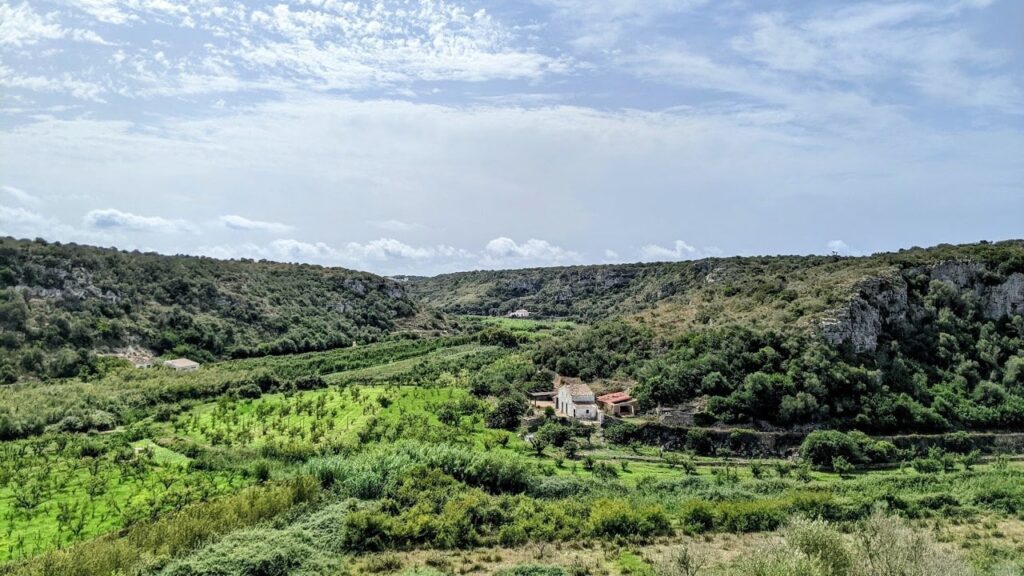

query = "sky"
1;0;1022;276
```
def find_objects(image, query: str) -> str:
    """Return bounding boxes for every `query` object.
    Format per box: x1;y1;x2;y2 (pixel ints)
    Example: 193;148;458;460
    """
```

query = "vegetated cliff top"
408;240;1024;335
0;237;449;379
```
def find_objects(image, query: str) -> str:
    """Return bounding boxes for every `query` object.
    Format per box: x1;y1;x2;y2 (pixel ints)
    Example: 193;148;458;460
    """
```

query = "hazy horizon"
2;0;1022;275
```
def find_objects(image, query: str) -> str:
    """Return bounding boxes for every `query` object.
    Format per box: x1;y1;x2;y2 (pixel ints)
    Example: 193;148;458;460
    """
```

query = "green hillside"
417;241;1024;433
0;238;449;381
409;241;1024;335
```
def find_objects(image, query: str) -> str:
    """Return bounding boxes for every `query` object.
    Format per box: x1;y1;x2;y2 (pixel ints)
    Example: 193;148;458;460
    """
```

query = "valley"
1;238;1024;575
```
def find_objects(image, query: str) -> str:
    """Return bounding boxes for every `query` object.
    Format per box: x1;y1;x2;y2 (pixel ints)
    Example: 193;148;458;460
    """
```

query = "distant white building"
164;358;200;372
554;377;598;421
507;309;531;318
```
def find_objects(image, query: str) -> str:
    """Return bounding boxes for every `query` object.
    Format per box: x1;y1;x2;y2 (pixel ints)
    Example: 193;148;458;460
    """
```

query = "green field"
4;328;1024;575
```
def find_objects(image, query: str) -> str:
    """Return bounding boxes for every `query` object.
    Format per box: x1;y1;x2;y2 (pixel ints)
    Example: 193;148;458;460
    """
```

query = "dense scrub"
410;241;1024;326
3;240;1024;575
539;270;1024;432
0;237;446;381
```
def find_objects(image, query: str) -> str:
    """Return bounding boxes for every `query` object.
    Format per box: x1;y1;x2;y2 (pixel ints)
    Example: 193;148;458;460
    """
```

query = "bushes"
800;431;865;468
716;500;788;533
159;527;322;576
734;511;972;576
680;501;716;533
603;420;638;445
306;441;532;498
800;430;901;469
11;477;320;576
495;567;567;576
487;397;528;431
340;509;397;552
588;500;672;539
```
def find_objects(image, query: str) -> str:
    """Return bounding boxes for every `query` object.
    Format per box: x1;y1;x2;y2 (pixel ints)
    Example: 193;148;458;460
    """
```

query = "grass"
6;332;1024;573
326;344;499;383
0;434;247;562
171;386;386;450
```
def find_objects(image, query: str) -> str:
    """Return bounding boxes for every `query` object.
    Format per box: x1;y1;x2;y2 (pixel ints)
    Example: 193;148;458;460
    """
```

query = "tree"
832;456;854;478
800;430;864;468
528;434;549;457
563;440;580;460
486;397;527;431
959;450;981;471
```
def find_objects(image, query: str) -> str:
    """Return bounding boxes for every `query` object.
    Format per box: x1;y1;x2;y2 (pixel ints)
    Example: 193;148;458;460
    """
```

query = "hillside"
409;241;1024;340
0;237;448;381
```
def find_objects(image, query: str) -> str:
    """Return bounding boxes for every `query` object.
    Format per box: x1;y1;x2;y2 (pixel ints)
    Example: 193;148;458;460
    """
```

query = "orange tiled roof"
597;391;632;404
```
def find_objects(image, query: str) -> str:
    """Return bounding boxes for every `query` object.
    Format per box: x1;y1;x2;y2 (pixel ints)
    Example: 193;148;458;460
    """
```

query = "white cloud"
196;237;475;273
483;237;579;264
827;239;852;256
2;184;38;205
17;0;569;101
0;204;107;244
228;1;569;91
0;205;52;233
0;2;64;47
3;93;1022;276
83;208;197;234
725;1;1022;113
640;240;700;261
0;2;107;47
0;65;107;101
341;238;439;261
218;214;292;233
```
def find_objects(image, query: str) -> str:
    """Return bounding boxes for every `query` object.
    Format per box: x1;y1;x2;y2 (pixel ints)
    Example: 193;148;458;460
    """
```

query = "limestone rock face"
821;262;1024;353
986;273;1024;319
821;276;908;353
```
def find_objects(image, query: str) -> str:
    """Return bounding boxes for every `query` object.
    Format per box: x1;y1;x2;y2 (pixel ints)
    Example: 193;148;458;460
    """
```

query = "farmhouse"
554;377;598;421
597;391;636;417
506;309;531;318
164;358;200;372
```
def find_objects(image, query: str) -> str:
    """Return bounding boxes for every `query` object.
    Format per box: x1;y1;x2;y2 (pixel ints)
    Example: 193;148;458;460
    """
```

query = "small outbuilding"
597;391;637;417
164;358;200;372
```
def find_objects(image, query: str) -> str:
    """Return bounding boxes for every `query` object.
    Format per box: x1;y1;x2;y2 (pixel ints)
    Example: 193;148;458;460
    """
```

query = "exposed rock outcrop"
821;275;908;352
822;262;1024;353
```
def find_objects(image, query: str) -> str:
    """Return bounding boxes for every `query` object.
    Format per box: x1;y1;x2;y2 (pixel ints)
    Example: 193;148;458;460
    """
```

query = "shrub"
487;397;528;431
679;501;715;533
159;527;323;576
361;553;404;574
854;509;972;576
251;460;272;484
737;511;971;576
831;456;854;478
716;500;788;533
784;517;852;576
912;456;942;474
340;509;396;552
589;500;672;539
686;428;715;456
800;431;864;468
603;420;638;445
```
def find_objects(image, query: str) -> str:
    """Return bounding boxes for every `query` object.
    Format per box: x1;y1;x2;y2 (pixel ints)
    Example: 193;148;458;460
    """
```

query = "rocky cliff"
822;262;1024;353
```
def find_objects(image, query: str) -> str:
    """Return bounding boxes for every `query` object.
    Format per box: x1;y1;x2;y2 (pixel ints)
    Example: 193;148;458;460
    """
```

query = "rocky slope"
822;261;1024;352
0;237;447;380
411;241;1024;341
